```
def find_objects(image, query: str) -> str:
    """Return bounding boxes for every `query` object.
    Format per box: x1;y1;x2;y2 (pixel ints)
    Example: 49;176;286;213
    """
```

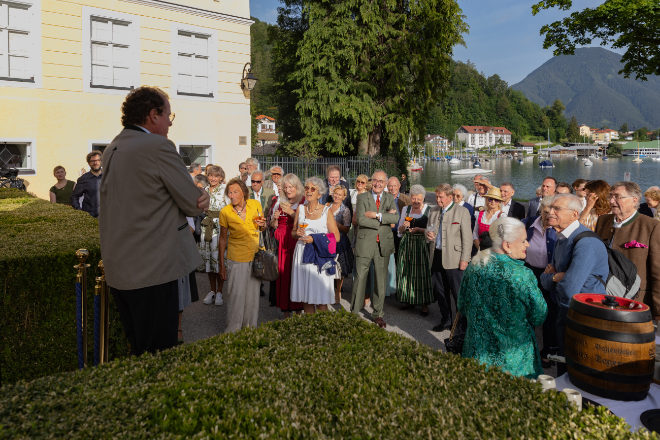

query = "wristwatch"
552;273;558;283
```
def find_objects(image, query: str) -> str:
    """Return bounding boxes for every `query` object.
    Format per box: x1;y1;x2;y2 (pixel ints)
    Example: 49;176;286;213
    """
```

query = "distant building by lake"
455;125;511;149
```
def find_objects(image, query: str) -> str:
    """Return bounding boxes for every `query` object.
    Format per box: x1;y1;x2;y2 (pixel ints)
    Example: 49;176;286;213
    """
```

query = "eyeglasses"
608;194;632;201
304;186;317;192
168;113;175;122
356;180;366;184
271;172;282;176
549;205;574;212
486;198;500;202
251;180;262;184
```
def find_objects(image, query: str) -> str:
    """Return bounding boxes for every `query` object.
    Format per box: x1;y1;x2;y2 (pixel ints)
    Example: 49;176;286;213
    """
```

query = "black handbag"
252;230;279;281
443;313;465;355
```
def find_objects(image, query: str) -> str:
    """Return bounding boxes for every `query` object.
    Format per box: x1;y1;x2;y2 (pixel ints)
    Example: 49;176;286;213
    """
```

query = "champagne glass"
426;220;437;241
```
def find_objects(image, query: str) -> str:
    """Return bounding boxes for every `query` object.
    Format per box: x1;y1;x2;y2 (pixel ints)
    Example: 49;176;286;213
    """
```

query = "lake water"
408;156;660;201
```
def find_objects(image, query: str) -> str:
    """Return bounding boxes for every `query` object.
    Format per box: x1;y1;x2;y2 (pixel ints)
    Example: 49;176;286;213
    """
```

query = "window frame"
0;0;41;87
178;143;213;167
172;24;217;100
82;7;140;94
0;138;36;173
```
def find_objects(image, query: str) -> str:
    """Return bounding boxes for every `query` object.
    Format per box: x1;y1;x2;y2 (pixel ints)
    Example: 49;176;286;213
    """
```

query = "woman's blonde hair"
281;173;303;204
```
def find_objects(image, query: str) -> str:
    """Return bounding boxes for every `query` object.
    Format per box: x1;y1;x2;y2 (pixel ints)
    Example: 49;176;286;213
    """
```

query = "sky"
248;0;610;86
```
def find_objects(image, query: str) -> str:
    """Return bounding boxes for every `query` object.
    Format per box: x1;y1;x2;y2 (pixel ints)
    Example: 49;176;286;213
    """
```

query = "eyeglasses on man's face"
304;186;317;192
608;193;632;201
252;180;262;184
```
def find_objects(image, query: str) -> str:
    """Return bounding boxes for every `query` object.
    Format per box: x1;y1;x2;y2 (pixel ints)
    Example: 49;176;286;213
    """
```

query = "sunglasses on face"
271;172;282;176
252;180;262;184
304;186;317;192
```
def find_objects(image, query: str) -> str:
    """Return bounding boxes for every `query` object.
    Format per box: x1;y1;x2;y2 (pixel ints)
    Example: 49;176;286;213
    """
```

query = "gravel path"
182;272;451;351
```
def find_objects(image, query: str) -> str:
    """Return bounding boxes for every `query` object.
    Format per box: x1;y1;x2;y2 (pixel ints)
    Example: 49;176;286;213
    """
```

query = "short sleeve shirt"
218;198;263;262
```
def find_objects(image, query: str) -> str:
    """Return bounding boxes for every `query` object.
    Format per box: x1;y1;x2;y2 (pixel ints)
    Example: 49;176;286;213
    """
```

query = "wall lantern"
241;62;257;98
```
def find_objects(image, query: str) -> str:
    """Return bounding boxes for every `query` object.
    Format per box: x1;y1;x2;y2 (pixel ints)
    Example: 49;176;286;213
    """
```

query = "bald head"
371;170;387;195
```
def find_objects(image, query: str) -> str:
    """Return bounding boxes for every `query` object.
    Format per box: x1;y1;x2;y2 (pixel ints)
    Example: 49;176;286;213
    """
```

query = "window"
179;145;211;167
0;141;33;171
176;31;212;97
0;1;39;83
82;7;139;93
91;143;108;154
90;17;131;88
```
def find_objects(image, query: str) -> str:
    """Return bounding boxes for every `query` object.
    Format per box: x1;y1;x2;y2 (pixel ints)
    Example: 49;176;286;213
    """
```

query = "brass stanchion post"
95;260;109;364
74;249;90;369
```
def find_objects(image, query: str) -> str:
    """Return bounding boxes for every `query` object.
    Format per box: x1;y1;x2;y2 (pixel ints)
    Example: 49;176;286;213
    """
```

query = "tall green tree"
291;0;467;156
567;116;580;142
270;0;308;148
619;122;628;133
532;0;660;80
250;18;278;145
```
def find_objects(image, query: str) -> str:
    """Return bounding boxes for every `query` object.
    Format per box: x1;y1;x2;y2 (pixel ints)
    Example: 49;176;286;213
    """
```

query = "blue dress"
458;253;548;378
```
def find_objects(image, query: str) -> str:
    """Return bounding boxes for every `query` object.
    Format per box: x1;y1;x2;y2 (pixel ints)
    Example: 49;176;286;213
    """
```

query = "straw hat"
484;186;504;202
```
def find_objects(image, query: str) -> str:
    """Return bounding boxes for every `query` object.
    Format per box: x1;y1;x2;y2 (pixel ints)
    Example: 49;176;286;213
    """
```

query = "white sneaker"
203;291;215;305
214;292;224;306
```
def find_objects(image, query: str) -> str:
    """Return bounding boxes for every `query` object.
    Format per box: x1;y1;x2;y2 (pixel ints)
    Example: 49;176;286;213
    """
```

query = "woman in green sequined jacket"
458;217;548;379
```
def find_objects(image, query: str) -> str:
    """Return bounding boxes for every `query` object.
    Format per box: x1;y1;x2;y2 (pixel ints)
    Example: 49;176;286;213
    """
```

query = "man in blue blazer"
541;194;608;360
525;176;557;221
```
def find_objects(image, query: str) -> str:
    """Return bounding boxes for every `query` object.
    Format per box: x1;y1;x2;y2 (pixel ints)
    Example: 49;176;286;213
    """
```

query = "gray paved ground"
183;272;451;351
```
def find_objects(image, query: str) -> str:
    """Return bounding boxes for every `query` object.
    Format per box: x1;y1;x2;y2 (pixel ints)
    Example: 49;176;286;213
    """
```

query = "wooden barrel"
566;293;655;401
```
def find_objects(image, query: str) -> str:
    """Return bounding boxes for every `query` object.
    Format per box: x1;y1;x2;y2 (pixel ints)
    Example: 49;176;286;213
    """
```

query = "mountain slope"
512;47;660;129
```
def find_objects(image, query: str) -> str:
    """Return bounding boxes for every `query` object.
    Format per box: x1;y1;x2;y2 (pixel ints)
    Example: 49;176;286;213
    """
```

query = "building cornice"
120;0;254;25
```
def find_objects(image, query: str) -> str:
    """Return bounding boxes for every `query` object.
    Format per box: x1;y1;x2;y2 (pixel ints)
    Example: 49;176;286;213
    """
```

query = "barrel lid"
570;293;651;323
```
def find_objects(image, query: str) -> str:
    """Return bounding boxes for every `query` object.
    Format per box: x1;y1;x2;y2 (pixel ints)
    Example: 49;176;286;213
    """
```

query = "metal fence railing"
253;156;399;187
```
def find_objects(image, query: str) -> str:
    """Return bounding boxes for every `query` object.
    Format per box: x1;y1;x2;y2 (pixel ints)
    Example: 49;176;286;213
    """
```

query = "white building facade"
455;126;511;149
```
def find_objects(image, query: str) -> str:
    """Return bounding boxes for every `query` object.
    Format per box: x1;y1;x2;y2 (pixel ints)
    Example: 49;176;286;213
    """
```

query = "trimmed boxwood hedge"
0;189;128;384
0;312;654;439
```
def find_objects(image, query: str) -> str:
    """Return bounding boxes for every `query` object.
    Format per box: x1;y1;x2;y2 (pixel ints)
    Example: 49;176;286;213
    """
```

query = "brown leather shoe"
374;317;387;328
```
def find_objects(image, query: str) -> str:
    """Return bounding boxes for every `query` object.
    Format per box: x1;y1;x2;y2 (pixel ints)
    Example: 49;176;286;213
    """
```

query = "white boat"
448;158;461;165
652;157;660;162
584;159;593;167
633;157;643;163
451;168;494;175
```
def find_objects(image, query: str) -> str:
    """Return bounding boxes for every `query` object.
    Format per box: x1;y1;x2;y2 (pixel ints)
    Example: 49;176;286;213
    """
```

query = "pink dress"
274;200;303;312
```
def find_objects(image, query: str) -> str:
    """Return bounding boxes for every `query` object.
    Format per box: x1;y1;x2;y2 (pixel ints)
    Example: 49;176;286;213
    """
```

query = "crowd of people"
47;86;659;381
184;162;660;380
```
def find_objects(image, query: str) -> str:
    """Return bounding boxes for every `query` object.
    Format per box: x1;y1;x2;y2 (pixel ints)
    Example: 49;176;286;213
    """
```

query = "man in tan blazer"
426;183;472;332
99;86;209;356
595;181;660;318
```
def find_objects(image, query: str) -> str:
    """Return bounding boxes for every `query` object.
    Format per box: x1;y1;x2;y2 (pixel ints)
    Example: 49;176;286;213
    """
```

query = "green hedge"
0;189;128;384
0;312;653;439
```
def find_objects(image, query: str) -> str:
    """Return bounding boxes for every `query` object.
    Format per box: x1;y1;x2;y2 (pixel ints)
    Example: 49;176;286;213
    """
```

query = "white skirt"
290;241;335;305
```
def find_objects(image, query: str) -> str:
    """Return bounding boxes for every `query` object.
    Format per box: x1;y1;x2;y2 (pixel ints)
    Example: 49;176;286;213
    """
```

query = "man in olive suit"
350;170;399;328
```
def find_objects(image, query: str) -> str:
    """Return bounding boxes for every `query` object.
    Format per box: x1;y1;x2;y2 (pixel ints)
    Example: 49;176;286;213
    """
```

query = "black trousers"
111;279;179;356
431;249;464;328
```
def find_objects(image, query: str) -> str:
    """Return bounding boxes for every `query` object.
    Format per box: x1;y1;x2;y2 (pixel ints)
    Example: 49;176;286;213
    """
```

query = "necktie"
436;210;444;249
376;194;381;242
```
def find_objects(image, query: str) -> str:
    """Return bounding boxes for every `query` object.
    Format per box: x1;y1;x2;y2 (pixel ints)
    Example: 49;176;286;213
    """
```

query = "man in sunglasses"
249;170;274;216
263;165;283;197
